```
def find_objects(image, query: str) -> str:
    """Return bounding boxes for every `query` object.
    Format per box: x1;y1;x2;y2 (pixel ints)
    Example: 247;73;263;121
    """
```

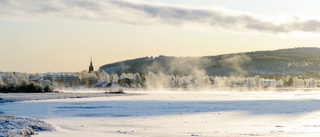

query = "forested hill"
99;47;320;78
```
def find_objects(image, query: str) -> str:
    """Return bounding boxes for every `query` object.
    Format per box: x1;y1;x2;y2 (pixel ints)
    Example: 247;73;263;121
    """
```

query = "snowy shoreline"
0;92;138;103
0;114;55;137
0;92;139;137
2;90;320;137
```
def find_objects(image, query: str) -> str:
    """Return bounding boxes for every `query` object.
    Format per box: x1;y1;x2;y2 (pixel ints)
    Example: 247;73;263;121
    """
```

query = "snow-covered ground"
2;90;320;137
0;91;135;136
0;114;55;137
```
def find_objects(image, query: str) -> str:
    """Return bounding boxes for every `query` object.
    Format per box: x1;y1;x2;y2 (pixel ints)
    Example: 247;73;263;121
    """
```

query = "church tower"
89;56;94;73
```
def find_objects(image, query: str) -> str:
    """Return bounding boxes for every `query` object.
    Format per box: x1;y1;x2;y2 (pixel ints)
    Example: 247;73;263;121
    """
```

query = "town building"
43;74;80;84
89;56;94;73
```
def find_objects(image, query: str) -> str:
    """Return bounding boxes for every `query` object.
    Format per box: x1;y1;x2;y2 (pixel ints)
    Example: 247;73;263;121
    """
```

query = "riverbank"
2;90;320;137
0;92;135;103
0;91;139;137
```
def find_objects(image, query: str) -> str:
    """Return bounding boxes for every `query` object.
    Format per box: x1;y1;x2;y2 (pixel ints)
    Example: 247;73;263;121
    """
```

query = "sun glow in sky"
1;0;320;73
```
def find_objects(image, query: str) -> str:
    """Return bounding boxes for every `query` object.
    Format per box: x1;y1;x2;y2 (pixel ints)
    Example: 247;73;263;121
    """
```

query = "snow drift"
0;114;55;137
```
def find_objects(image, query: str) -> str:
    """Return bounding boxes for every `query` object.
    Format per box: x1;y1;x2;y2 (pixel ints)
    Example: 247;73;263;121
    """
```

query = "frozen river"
2;91;320;137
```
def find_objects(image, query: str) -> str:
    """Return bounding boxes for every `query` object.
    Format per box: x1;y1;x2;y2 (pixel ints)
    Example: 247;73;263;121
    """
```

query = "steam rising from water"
145;57;209;77
222;54;251;76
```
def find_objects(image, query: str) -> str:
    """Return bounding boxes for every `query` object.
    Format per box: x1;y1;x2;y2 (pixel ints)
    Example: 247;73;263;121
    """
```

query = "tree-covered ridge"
99;47;320;78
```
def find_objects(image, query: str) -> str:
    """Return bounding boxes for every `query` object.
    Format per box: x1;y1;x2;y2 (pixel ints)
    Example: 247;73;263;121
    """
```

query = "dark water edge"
0;92;138;103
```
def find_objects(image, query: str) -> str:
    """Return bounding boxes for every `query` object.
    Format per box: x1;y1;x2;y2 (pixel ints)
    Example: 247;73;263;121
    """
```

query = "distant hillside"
99;47;320;78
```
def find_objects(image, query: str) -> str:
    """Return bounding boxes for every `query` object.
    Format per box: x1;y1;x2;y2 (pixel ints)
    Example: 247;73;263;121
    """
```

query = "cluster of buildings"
0;57;132;87
28;57;97;86
29;74;81;84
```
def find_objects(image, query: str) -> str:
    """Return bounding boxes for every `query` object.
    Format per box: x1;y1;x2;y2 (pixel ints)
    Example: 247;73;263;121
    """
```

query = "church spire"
89;56;94;73
90;55;93;65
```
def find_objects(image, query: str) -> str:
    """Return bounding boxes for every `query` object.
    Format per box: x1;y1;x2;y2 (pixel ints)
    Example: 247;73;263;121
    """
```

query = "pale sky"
1;0;320;73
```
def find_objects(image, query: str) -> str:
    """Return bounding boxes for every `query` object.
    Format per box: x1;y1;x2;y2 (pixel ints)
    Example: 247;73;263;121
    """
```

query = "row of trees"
0;72;54;93
76;70;144;87
141;72;319;89
0;81;53;93
1;71;320;93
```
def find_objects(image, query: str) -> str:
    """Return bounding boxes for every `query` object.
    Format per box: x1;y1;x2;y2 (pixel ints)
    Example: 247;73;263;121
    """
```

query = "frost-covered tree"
88;72;97;78
203;77;211;86
105;73;110;82
128;73;135;79
43;80;53;87
111;74;119;83
120;73;128;79
134;73;142;86
276;79;284;87
0;77;4;85
135;73;141;81
306;79;316;88
27;81;43;93
270;79;277;88
8;74;19;85
14;73;29;85
43;84;53;92
100;70;110;82
79;70;88;79
285;75;293;87
213;76;225;87
254;75;262;87
37;79;45;86
293;77;305;88
246;77;256;87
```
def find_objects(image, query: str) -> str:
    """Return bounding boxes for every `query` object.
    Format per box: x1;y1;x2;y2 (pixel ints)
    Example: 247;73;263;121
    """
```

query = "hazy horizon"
1;0;320;73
